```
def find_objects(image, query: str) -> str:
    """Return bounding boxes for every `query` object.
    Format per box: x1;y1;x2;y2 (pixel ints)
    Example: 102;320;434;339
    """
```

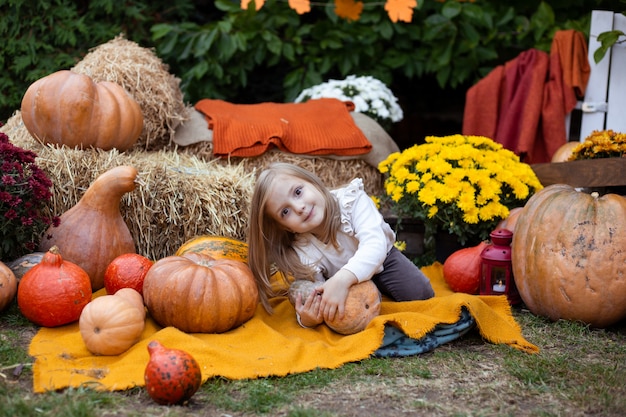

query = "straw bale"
180;144;385;196
2;113;254;261
1;112;385;260
71;34;187;151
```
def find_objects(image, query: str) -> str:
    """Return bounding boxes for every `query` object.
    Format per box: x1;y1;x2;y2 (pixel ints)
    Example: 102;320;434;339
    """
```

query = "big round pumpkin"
288;280;381;334
79;292;145;356
20;70;143;151
17;246;92;327
443;242;488;295
0;262;18;312
512;184;626;328
143;253;259;333
175;235;248;263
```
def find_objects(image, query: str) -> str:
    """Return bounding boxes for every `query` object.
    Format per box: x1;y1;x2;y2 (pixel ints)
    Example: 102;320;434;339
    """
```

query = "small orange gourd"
39;166;138;291
0;262;18;312
114;287;146;319
21;70;143;151
144;340;202;405
443;242;489;295
288;280;381;334
143;253;259;333
17;246;92;327
79;290;145;356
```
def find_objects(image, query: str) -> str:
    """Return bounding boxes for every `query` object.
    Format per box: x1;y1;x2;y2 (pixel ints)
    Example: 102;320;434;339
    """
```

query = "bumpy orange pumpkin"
144;340;202;405
512;184;626;328
79;292;145;355
0;262;18;312
17;246;92;327
104;253;153;296
175;235;248;263
21;70;143;151
443;242;488;294
39;166;138;291
143;253;259;333
288;280;381;334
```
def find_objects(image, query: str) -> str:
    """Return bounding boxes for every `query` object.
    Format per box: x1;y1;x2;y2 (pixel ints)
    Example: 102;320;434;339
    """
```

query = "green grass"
2;300;625;417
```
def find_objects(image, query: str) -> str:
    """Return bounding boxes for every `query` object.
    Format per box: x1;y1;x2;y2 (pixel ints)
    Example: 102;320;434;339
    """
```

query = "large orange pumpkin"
175;235;248;263
21;70;143;151
512;184;626;328
143;253;259;333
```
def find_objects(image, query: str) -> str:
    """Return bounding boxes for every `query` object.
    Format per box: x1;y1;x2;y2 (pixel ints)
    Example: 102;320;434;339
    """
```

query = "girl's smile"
265;174;326;235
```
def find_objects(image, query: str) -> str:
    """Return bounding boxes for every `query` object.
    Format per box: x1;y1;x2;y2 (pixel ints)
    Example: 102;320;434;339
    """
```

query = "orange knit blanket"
194;98;373;158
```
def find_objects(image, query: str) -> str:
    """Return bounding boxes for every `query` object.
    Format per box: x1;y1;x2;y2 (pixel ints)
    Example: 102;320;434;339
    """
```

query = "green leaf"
441;1;462;19
593;30;625;63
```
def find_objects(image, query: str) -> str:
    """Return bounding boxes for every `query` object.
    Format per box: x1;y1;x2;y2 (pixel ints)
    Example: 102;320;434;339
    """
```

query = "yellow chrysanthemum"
378;134;544;245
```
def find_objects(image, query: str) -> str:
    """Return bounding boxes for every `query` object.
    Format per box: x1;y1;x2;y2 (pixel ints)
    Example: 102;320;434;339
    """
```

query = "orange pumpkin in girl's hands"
443;242;488;294
104;253;153;296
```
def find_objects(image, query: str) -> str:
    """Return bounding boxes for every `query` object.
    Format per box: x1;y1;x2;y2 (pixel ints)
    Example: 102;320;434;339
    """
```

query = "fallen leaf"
384;0;417;23
334;0;364;21
288;0;311;14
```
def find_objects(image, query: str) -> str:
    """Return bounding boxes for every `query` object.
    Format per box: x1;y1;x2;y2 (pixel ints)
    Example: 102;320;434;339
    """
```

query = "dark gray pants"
372;247;435;301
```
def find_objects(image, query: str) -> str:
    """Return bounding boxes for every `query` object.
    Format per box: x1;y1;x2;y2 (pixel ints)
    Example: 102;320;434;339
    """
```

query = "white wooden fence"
569;10;626;141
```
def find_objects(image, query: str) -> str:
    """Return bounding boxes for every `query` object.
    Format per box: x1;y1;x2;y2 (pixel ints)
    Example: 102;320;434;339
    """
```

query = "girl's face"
265;173;326;236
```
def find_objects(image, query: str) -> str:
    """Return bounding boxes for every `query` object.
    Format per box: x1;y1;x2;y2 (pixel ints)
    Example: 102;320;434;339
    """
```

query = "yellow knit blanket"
29;263;538;393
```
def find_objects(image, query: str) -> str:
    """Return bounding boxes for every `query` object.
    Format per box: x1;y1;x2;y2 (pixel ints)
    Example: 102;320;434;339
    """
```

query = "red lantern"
479;229;521;305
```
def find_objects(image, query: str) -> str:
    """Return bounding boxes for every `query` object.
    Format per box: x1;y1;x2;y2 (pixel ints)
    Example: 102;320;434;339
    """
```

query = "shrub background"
1;0;622;146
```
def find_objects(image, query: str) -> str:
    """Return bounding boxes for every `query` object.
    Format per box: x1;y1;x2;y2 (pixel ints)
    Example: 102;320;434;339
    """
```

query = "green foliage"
150;0;596;108
0;0;194;122
0;0;621;122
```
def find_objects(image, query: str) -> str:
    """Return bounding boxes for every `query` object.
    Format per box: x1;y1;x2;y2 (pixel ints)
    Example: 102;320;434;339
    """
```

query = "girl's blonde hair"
248;163;341;313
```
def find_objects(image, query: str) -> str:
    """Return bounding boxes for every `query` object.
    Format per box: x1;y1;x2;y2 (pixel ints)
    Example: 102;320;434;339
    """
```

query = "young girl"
248;162;434;328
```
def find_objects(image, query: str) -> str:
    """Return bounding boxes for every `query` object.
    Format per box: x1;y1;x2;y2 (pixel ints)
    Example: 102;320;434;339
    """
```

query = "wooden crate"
532;158;626;188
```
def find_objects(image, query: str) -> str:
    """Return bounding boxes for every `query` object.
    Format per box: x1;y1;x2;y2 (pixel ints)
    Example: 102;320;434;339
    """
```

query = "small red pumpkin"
17;246;92;327
443;242;488;294
104;253;153;296
144;340;202;405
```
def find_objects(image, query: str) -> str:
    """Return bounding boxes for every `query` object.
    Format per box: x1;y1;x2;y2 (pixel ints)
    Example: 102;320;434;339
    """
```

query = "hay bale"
2;113;254;261
1;112;385;260
71;34;187;151
180;145;384;196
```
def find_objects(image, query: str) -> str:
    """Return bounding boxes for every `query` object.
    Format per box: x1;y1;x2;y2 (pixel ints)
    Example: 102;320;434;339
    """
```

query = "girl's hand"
295;290;324;328
320;269;357;322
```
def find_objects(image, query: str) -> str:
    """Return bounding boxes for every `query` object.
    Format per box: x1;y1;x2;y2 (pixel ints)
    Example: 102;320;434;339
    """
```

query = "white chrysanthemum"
294;75;404;127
